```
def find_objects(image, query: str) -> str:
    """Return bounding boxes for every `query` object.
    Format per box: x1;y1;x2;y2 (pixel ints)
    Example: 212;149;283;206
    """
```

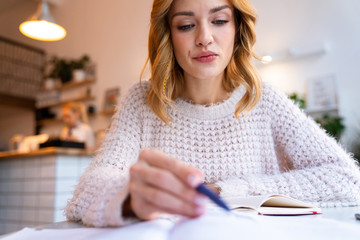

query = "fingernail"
194;195;207;206
188;174;201;187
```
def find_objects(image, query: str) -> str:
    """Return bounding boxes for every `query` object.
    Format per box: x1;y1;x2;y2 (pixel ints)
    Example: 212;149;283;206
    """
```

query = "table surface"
48;206;360;228
1;206;360;239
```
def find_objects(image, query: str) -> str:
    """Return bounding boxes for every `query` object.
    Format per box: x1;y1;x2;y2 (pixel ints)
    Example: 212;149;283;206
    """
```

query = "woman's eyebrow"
171;11;194;21
209;5;231;14
171;5;231;21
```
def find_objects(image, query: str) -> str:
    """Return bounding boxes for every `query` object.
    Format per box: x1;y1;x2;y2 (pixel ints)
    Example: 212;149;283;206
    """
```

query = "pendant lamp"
19;0;66;41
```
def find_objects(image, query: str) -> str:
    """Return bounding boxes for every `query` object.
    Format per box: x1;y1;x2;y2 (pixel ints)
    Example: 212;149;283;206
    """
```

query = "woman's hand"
128;148;207;220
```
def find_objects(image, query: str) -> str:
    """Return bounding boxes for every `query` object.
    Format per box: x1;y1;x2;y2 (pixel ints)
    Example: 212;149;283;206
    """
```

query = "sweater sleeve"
65;83;146;227
216;83;360;207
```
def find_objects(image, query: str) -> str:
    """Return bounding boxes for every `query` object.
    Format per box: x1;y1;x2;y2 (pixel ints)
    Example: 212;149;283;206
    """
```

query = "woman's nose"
195;23;214;47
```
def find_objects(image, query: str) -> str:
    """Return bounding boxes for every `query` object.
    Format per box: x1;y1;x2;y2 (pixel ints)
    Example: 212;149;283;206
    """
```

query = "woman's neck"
180;74;229;105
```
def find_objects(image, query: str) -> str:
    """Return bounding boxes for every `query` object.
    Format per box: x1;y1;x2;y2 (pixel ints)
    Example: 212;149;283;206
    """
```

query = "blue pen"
196;183;231;211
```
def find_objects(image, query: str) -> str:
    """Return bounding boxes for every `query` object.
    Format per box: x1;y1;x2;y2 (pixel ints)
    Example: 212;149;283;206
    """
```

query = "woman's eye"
177;24;195;31
213;20;229;25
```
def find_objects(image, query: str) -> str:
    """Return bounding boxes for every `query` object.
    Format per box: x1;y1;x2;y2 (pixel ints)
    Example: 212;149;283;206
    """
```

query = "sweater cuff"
215;178;249;199
104;182;139;226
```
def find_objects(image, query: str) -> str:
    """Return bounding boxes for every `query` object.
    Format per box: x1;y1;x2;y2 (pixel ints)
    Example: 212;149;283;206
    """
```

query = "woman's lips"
193;51;218;63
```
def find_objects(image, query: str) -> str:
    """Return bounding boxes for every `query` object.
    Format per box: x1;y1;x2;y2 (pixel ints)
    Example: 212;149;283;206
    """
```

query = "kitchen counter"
0;147;93;159
0;147;94;235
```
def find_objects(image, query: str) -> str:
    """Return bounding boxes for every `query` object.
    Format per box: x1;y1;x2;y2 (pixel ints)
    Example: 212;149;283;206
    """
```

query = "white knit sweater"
65;81;360;227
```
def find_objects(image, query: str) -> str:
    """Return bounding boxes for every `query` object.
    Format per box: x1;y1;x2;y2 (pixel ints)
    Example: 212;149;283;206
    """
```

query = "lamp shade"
19;0;66;41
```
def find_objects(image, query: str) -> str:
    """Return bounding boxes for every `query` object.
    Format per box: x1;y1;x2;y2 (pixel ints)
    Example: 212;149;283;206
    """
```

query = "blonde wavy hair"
62;102;89;124
141;0;262;125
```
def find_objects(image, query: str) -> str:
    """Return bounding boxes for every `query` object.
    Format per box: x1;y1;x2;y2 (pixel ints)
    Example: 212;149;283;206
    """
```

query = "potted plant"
315;115;345;141
71;55;90;82
289;93;306;109
47;56;73;84
45;54;91;85
289;92;345;141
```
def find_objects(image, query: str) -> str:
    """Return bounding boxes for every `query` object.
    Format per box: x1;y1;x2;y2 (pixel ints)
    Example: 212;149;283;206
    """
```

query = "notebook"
223;194;322;215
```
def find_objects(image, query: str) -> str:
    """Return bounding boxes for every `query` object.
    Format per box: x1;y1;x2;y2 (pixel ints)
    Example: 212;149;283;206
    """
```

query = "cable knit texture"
65;81;360;227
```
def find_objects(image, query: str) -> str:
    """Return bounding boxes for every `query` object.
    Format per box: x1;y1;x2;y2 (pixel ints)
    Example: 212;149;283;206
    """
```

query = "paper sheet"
171;210;360;240
3;211;360;240
2;219;174;240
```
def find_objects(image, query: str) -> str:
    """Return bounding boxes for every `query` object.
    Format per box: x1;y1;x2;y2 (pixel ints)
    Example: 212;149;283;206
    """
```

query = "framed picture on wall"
306;74;338;112
103;87;120;113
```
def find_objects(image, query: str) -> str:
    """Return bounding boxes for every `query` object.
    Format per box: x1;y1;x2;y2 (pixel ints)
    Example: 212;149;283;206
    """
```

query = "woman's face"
169;0;236;82
62;108;80;128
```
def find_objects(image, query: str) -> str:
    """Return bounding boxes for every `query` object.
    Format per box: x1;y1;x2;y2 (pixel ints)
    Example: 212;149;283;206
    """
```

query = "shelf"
305;106;338;114
37;113;96;126
36;96;95;109
39;79;95;92
36;118;62;126
56;79;95;90
36;112;115;126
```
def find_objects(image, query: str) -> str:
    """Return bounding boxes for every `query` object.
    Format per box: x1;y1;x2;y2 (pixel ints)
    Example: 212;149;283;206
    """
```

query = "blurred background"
0;0;359;235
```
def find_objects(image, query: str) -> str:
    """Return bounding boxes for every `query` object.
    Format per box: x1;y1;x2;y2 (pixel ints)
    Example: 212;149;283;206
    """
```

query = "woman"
65;0;360;227
60;102;95;150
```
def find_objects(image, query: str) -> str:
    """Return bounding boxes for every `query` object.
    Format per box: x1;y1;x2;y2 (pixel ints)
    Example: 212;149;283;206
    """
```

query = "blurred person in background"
60;102;95;150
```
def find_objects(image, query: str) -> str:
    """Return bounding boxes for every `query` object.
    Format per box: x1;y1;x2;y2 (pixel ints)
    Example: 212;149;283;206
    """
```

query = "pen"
196;183;231;211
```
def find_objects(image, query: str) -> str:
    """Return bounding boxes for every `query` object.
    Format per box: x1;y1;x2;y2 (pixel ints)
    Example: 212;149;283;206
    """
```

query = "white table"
1;206;360;240
309;205;360;223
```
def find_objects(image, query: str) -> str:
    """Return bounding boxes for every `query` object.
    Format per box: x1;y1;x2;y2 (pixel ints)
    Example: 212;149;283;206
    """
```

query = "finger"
130;193;160;221
130;161;201;204
130;193;203;221
130;180;206;218
138;148;203;187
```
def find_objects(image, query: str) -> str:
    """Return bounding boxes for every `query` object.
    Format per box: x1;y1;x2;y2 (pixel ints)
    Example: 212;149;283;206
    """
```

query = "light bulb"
261;55;273;64
19;20;66;41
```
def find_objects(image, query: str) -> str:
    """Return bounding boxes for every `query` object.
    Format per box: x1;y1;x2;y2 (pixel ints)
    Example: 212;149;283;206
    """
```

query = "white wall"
1;0;360;150
251;0;360;150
